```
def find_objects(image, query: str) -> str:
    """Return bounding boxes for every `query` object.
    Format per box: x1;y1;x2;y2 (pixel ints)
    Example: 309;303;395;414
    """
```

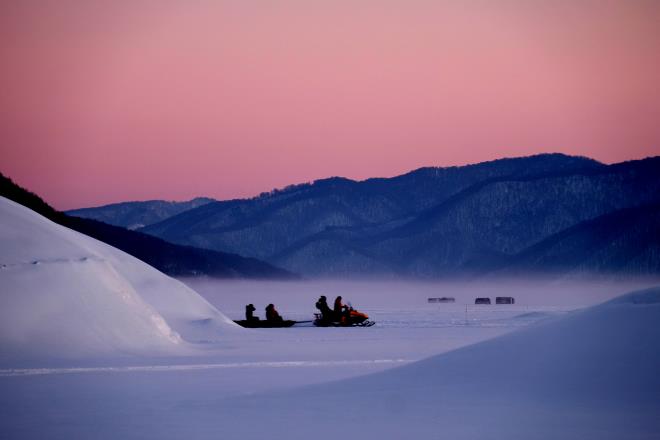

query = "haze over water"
183;277;660;321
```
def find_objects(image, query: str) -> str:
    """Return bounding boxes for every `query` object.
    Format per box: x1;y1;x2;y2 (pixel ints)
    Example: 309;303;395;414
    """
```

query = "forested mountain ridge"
139;154;660;277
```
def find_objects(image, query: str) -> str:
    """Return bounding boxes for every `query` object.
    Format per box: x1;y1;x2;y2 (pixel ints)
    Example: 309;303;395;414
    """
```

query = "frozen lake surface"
4;278;656;374
3;278;659;439
180;278;658;364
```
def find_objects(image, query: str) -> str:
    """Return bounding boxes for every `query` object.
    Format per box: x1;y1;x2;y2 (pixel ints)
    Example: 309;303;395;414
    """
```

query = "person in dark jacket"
245;304;258;321
315;295;333;321
265;304;283;322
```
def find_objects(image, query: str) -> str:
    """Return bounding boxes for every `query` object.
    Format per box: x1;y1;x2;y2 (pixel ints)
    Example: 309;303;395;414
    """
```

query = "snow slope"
207;286;660;439
0;196;238;363
0;257;657;439
4;284;656;439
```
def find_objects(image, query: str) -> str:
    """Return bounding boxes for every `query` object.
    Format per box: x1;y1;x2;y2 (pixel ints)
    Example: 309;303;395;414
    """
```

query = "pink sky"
1;1;659;210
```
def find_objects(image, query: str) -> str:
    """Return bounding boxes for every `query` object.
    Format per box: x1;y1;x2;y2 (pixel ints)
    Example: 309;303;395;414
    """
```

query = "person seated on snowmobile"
245;304;259;321
315;295;333;321
265;304;283;322
334;296;348;322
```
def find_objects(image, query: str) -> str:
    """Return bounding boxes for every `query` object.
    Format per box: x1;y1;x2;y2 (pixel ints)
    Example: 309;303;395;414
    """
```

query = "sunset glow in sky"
2;1;659;209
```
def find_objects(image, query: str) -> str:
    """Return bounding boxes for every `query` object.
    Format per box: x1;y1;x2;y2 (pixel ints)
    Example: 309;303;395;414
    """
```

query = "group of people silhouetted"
241;295;369;328
245;303;283;322
315;295;350;323
244;296;348;323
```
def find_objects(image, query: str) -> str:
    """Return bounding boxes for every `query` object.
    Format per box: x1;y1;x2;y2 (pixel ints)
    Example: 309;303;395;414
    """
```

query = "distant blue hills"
68;153;660;278
67;197;216;230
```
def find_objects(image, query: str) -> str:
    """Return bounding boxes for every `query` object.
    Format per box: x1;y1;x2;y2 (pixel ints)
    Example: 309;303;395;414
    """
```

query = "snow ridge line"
0;255;103;269
0;359;411;377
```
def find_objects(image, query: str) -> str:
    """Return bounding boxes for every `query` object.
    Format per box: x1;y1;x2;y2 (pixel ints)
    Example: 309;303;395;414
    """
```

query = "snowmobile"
313;305;375;327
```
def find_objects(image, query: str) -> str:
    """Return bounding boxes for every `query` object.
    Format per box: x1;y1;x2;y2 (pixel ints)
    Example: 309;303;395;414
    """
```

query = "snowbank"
215;286;660;439
0;197;238;363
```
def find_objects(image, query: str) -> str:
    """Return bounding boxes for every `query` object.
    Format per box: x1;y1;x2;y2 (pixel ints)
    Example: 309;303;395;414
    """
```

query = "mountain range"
66;197;215;230
66;153;660;278
0;174;294;279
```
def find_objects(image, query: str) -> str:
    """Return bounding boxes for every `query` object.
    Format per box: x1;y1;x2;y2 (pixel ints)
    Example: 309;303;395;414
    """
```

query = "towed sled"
313;308;375;327
234;319;296;328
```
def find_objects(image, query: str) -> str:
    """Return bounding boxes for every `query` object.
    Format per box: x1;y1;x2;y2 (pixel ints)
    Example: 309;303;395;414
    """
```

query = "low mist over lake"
183;277;660;320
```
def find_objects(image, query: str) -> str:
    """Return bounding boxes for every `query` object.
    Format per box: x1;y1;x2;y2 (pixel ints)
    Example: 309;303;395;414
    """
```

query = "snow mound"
0;197;238;363
512;310;555;319
219;287;660;439
605;286;660;305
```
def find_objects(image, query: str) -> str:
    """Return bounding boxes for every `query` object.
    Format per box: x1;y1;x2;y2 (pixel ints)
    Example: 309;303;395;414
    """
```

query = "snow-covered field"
2;196;660;439
182;277;658;366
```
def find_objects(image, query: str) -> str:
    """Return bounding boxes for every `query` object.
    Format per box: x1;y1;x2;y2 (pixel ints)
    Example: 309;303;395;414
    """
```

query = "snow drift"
0;196;238;363
213;286;660;439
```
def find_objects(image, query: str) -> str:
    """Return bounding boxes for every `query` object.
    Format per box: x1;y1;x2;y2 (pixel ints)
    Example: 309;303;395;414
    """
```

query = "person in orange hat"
265;303;283;322
334;296;348;322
